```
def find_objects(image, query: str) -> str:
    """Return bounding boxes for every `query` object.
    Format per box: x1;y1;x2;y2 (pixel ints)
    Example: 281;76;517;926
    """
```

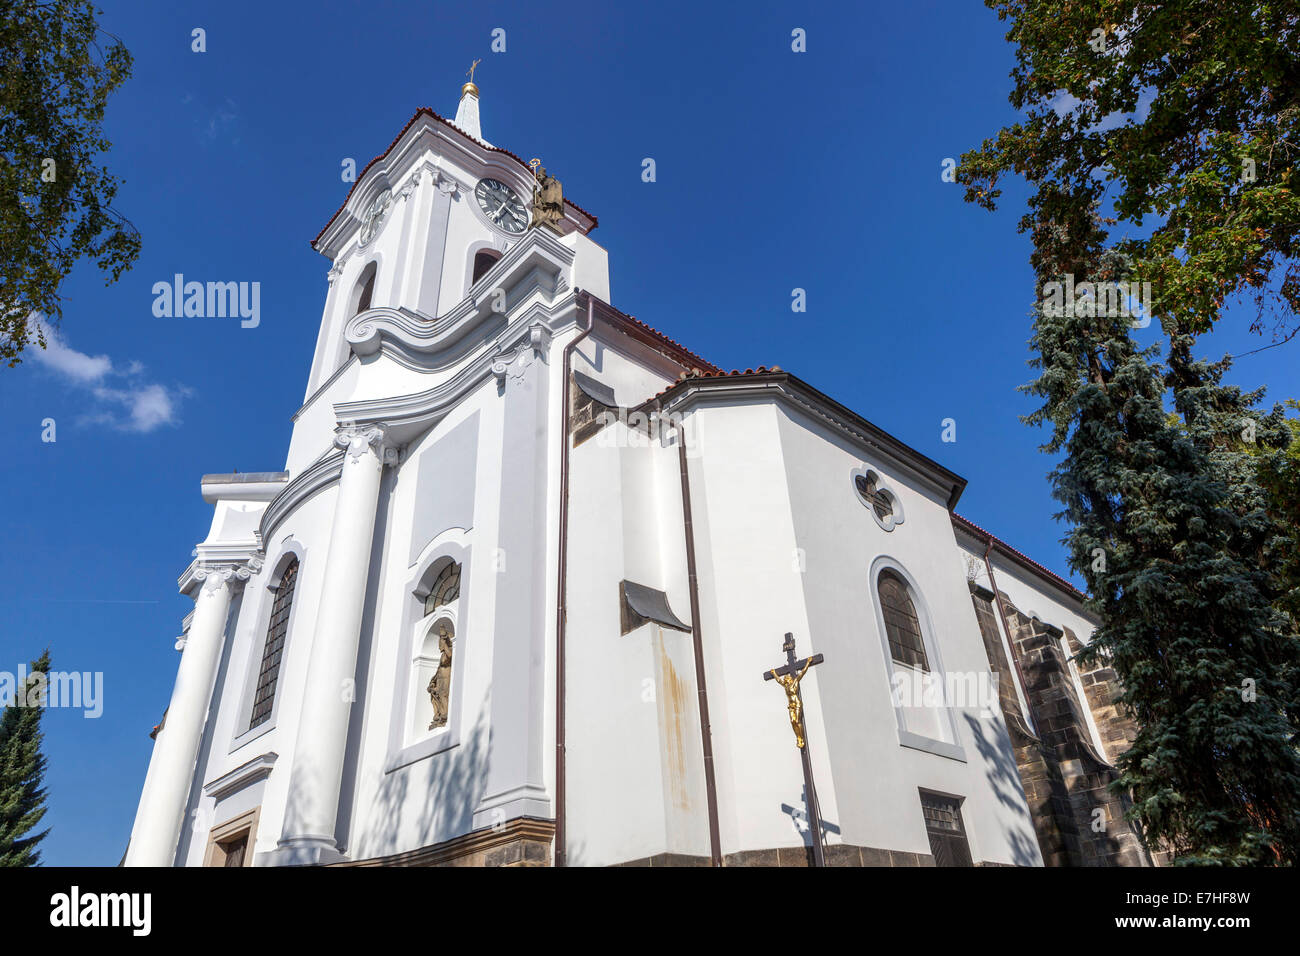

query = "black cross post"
763;632;827;866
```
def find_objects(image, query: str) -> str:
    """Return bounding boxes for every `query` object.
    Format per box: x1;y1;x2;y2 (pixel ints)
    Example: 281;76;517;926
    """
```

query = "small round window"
851;466;904;532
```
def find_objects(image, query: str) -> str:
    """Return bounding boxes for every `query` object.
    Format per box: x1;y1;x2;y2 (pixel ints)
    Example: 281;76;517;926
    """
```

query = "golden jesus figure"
770;657;814;748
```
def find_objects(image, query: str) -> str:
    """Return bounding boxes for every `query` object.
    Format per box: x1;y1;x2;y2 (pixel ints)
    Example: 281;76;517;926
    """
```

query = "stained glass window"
855;472;893;523
250;559;298;729
424;561;461;616
878;569;930;671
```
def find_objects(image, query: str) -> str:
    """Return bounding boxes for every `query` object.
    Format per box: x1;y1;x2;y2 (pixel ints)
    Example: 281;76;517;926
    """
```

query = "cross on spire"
466;58;481;83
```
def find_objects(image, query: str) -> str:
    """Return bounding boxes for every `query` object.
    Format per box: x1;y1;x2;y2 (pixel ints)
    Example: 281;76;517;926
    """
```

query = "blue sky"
1;0;1294;866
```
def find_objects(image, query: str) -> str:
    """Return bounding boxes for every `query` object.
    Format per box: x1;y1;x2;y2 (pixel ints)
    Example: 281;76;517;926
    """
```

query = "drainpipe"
982;536;1038;736
553;291;594;867
660;401;723;866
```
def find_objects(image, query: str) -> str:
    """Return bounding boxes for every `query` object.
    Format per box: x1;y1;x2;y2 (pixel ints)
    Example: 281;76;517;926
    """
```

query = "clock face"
359;188;392;245
475;178;528;234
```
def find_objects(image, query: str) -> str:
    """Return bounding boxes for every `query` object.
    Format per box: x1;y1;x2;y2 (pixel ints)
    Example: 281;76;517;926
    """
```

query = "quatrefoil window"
851;466;904;532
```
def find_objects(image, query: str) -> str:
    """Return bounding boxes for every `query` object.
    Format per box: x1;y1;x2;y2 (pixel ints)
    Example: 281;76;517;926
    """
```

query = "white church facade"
125;80;1152;868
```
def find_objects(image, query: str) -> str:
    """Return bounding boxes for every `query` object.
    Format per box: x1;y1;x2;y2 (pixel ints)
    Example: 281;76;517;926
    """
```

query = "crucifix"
763;632;827;866
466;58;482;84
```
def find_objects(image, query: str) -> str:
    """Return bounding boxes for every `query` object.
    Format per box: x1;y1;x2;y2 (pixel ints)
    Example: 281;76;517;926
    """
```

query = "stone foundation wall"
999;597;1150;867
616;845;940;866
969;585;1079;866
331;817;554;868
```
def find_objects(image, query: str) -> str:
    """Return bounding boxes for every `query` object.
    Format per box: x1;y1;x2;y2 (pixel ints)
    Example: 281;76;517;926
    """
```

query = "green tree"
0;651;51;866
1253;399;1300;624
959;0;1300;863
959;0;1300;338
0;0;139;367
1025;239;1300;864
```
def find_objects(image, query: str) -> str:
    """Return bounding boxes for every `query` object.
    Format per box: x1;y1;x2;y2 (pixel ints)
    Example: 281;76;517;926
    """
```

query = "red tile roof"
951;512;1089;603
584;293;720;375
588;302;1080;605
312;106;598;248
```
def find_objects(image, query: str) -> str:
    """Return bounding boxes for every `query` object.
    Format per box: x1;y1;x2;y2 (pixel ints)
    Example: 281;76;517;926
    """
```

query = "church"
124;77;1153;868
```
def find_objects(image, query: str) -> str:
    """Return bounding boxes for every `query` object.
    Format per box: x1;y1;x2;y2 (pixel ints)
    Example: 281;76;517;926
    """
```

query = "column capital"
335;422;401;466
193;556;263;594
178;554;263;597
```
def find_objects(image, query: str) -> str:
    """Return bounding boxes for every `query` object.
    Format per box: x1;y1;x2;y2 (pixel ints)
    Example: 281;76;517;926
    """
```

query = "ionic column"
126;560;256;867
274;423;398;865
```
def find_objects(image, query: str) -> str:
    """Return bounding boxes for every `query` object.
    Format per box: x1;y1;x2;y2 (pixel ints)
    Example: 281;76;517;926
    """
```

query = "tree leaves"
0;0;140;367
958;0;1300;338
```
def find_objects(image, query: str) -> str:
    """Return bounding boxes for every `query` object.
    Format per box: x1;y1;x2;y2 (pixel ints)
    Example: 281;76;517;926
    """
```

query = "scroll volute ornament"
334;423;400;465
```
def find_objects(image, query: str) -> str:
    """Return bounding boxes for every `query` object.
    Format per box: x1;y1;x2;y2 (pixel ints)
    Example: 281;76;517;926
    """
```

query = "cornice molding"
658;375;966;512
294;353;358;424
334;299;577;447
950;514;1097;621
313;112;592;258
343;226;575;370
258;449;346;544
202;752;278;801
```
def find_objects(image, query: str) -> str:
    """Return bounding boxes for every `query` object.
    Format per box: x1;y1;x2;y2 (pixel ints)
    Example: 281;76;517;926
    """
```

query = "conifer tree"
1024;230;1300;864
0;651;51;866
961;0;1300;865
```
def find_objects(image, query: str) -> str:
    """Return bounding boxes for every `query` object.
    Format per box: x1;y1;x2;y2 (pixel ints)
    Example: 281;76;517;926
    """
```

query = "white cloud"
27;317;187;433
29;323;112;383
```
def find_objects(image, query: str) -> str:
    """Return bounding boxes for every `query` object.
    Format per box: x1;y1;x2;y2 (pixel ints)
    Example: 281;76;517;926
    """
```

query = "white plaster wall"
285;359;359;477
561;327;715;865
572;332;678;408
343;376;503;859
563;231;610;304
179;484;339;865
678;401;843;859
435;155;538;317
564;423;668;865
768;403;1041;865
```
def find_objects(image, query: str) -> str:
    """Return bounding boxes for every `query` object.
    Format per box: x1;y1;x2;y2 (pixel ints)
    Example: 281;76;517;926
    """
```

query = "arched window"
249;558;298;729
425;560;460;614
351;261;377;316
878;569;930;672
412;560;461;737
471;249;501;286
871;561;963;759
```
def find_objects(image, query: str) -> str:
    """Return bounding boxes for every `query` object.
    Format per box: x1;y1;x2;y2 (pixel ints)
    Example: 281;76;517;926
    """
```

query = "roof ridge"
312;106;597;248
951;512;1087;603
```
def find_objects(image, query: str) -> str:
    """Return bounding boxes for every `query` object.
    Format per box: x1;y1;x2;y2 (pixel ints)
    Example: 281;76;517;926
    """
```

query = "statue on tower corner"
530;160;564;233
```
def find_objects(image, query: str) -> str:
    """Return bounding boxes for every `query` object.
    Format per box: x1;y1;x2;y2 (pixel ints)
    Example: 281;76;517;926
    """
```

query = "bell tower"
303;75;591;400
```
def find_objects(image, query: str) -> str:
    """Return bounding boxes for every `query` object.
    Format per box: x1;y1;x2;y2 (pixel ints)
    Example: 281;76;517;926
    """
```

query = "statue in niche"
427;623;454;730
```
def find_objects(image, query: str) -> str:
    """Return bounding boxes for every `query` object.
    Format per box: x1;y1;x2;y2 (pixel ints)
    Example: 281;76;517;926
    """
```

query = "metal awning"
573;370;617;407
622;580;691;632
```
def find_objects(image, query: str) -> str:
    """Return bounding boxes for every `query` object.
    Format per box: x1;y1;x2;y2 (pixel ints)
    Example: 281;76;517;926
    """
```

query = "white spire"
454;81;485;143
